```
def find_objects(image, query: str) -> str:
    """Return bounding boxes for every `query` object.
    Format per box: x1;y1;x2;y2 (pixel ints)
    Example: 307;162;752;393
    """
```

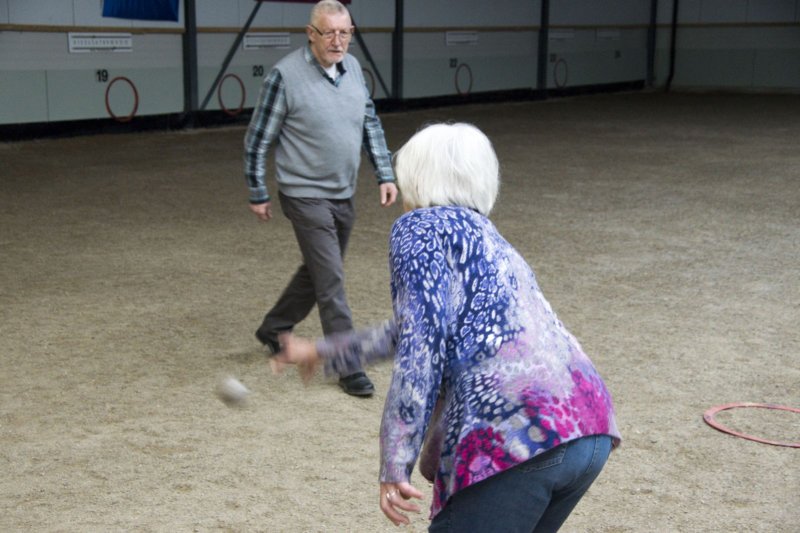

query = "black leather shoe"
338;372;375;397
255;329;280;355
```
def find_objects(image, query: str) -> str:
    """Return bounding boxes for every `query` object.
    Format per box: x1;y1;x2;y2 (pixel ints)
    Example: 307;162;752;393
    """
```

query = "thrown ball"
216;375;250;406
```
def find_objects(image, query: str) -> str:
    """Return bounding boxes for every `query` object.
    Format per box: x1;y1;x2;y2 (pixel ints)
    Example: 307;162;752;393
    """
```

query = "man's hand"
379;182;398;207
249;201;273;221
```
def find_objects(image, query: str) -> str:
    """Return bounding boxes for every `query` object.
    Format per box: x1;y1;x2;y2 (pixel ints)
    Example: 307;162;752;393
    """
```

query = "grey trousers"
258;193;357;349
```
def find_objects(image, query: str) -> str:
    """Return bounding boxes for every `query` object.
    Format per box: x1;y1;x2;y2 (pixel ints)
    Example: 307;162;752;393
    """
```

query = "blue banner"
102;0;180;22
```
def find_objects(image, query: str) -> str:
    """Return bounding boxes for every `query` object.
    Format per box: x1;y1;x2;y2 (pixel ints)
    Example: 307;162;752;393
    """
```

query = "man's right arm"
243;69;287;205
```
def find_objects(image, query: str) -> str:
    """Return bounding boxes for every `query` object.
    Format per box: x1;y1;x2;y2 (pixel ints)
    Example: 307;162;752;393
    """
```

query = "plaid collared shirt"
244;46;394;204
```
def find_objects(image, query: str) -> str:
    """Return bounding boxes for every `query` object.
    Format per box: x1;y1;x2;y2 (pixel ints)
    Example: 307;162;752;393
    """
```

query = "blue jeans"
429;435;613;533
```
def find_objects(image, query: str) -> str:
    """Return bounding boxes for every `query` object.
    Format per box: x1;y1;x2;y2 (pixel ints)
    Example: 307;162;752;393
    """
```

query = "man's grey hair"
310;0;349;25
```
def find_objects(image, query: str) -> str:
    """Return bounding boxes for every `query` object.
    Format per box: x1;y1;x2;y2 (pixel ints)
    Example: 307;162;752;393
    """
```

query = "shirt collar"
303;44;347;78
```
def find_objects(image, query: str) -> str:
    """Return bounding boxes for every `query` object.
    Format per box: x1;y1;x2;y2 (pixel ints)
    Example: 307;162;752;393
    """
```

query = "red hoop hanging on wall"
455;63;473;96
105;76;139;123
217;73;246;116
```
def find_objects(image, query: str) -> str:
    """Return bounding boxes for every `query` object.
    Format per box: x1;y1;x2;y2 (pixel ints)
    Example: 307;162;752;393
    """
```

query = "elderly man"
243;0;397;397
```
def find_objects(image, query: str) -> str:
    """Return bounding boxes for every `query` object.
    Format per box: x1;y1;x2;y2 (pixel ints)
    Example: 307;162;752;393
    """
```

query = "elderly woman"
275;123;621;532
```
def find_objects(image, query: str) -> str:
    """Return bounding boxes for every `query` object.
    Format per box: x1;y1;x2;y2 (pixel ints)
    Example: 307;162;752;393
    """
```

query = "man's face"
307;11;353;69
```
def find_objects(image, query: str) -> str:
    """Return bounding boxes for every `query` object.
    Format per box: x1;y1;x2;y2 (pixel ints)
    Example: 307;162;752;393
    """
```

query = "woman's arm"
273;320;397;382
317;320;397;377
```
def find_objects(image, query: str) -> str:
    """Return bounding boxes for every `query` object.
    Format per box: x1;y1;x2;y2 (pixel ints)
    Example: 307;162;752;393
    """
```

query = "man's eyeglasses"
310;24;354;42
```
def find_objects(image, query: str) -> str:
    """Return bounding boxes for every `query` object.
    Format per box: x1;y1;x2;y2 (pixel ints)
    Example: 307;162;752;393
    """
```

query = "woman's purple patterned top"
317;206;620;518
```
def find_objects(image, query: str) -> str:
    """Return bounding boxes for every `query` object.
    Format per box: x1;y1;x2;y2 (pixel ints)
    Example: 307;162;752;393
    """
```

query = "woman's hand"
379;481;423;526
268;333;320;384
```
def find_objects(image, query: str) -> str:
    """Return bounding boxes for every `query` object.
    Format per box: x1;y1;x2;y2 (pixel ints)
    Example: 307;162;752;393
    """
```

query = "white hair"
310;0;349;25
394;123;499;215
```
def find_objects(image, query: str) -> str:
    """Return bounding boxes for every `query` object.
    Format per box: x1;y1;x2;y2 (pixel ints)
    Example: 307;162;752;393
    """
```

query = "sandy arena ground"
1;92;798;532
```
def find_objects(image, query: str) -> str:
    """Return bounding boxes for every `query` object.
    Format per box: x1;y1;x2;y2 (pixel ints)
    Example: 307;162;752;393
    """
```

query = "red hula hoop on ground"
105;76;139;123
217;73;246;116
703;402;800;448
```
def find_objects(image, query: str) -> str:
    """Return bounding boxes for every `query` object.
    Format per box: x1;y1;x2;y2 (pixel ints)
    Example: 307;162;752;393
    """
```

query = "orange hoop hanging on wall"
105;76;139;123
703;402;800;448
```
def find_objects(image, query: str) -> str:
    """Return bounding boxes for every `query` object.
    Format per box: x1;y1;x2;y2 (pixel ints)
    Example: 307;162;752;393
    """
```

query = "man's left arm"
363;96;398;207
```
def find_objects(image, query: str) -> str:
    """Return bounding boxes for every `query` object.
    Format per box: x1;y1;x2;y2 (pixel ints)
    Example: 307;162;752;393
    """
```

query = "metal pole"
646;0;658;87
536;0;550;94
391;0;403;101
182;0;198;125
665;0;680;91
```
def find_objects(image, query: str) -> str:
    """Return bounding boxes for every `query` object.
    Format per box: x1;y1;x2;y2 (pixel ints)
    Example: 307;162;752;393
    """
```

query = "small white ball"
216;375;250;406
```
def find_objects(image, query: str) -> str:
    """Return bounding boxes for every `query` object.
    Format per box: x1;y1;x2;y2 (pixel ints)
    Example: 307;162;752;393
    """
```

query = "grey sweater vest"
274;48;367;199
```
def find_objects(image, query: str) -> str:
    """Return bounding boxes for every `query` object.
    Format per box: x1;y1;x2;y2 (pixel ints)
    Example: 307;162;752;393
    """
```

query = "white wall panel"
402;30;537;98
197;0;239;27
656;1;675;24
74;0;111;27
0;70;49;124
281;2;313;27
550;0;651;26
8;0;73;25
404;0;539;28
0;31;76;70
674;49;756;87
670;0;800;24
2;32;181;70
547;27;647;88
747;0;798;22
659;25;800;90
679;25;799;48
754;48;800;88
547;50;646;88
47;68;125;121
351;0;394;28
675;0;703;23
123;67;183;115
198;31;303;67
403;0;460;28
46;67;182;121
0;0;9;24
246;0;283;27
0;29;184;123
700;0;749;22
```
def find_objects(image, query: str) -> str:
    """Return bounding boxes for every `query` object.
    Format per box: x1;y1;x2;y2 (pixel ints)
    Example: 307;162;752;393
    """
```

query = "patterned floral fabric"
317;206;621;519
